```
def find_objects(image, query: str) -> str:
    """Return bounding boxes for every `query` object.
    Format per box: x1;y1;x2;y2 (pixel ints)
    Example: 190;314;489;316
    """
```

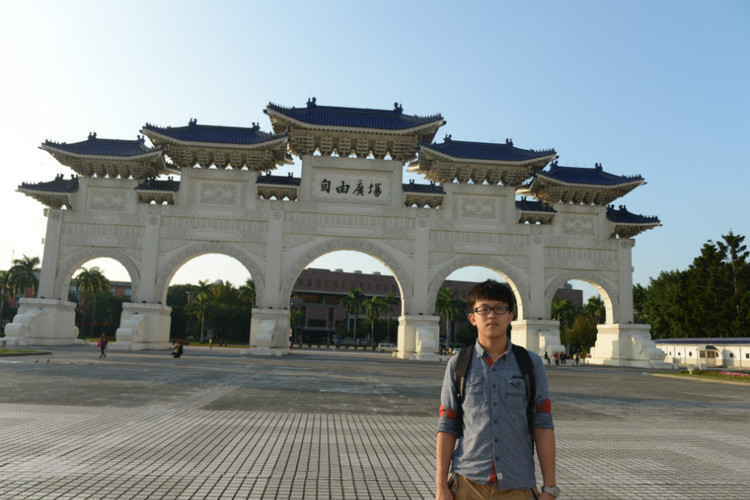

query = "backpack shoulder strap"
453;344;474;437
454;344;474;405
511;344;537;450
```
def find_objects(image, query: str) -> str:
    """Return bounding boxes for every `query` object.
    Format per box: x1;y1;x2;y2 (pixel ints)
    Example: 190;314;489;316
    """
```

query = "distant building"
655;338;750;369
553;282;583;308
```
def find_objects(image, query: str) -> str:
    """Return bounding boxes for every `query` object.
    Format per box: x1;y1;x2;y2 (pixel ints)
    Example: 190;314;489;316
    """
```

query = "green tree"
583;296;606;324
8;255;41;299
381;292;398;342
364;296;384;347
290;306;303;344
634;231;750;339
435;287;464;347
341;287;365;342
0;270;12;331
239;278;256;308
567;314;598;352
551;296;578;343
74;267;110;338
186;292;212;341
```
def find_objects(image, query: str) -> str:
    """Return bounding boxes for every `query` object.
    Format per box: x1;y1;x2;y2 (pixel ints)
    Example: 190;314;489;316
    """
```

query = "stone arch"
56;249;140;301
154;242;266;304
545;271;619;324
428;256;529;319
279;237;412;314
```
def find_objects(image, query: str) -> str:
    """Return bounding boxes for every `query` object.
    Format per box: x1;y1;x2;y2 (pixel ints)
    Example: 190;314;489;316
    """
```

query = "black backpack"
453;343;536;449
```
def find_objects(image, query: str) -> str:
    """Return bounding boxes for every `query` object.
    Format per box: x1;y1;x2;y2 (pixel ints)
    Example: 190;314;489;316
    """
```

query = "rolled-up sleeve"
530;354;554;430
437;356;460;436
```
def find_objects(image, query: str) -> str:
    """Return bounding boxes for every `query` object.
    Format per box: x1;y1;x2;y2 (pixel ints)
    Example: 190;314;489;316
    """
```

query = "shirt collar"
474;339;512;361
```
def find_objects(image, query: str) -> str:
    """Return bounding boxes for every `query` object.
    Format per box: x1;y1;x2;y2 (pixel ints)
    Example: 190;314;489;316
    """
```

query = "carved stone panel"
198;181;240;207
458;196;499;220
87;188;127;212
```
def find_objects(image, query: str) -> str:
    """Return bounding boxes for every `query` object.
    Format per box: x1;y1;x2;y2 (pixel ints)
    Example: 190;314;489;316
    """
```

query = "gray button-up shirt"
437;340;554;489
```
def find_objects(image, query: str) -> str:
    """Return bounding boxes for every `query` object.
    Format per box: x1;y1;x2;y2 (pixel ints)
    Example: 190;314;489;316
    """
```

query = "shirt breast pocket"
506;376;527;415
463;375;486;409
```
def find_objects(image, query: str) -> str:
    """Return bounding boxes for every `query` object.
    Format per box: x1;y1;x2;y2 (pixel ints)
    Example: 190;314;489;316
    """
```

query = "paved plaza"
1;345;748;499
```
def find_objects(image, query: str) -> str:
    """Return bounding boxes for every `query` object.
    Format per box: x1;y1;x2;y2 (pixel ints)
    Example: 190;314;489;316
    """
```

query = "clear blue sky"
1;0;748;292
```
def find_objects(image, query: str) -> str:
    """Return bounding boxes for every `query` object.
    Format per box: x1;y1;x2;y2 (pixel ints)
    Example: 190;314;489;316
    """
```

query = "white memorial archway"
7;100;666;366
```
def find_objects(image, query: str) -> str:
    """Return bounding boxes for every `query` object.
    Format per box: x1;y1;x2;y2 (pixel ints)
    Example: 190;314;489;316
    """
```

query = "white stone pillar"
511;319;563;357
617;239;636;324
4;298;81;346
113;302;172;351
249;308;291;356
37;209;63;300
587;323;669;368
394;314;440;361
136;213;161;302
527;227;547;321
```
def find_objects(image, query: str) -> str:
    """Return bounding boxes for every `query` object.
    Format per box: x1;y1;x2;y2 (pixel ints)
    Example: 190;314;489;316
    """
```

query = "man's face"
468;299;514;340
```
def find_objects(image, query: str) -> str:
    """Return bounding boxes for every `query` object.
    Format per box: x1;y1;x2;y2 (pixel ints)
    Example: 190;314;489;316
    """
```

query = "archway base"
587;323;671;368
511;319;564;357
4;298;81;346
113;303;172;351
249;308;291;356
395;315;440;361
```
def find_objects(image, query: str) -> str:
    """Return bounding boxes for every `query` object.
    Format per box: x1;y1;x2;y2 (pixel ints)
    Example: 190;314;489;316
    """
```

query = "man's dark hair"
466;279;515;312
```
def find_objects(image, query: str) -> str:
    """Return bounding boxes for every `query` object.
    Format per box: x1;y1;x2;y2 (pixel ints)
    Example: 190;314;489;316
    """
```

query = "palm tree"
364;296;384;347
435;287;463;348
239;278;256;307
584;296;606;324
74;267;110;338
0;270;11;331
290;306;303;345
381;292;398;342
8;255;41;299
341;287;365;343
186;292;212;342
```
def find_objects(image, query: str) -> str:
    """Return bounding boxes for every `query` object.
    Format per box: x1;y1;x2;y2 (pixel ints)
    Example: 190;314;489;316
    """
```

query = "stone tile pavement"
0;346;748;499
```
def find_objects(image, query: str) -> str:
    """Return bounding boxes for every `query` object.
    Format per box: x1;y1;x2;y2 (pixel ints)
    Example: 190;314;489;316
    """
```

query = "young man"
436;280;558;500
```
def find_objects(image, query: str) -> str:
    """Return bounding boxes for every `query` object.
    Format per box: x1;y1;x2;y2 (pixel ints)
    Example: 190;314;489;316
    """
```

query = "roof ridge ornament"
505;138;513;146
443;134;452;143
188;118;197;127
307;97;317;108
393;102;403;115
88;132;97;140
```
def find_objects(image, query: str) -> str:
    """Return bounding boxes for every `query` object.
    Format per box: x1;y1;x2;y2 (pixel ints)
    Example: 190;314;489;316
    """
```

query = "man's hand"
435;482;454;500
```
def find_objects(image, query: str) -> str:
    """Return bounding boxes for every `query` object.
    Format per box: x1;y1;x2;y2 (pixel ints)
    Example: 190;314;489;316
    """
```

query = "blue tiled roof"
42;133;160;157
256;173;301;186
265;99;445;131
421;136;556;162
537;162;644;186
402;180;446;194
606;205;660;224
19;174;79;193
142;120;287;145
515;198;556;213
135;177;180;192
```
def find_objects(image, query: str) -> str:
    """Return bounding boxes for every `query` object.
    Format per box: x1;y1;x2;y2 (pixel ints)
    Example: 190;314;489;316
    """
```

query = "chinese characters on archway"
320;178;382;198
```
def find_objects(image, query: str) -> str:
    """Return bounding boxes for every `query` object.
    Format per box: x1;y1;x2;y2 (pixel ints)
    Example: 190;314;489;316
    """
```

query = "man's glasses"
473;306;510;316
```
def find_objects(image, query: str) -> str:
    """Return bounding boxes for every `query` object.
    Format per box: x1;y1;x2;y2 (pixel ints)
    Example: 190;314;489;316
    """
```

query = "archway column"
394;314;440;361
249;308;291;356
113;302;172;351
511;319;563;357
587;323;670;368
4;298;81;346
